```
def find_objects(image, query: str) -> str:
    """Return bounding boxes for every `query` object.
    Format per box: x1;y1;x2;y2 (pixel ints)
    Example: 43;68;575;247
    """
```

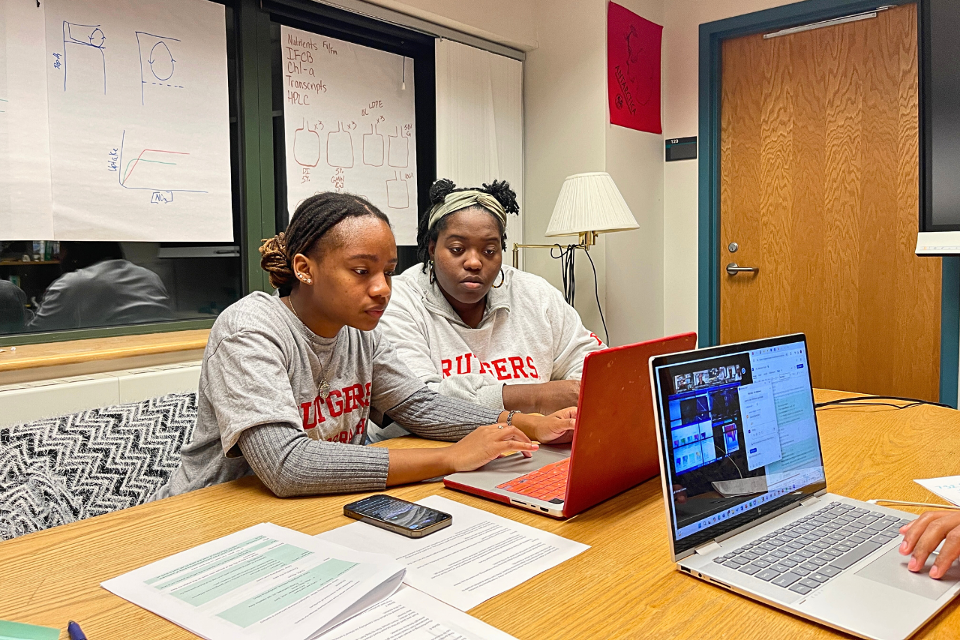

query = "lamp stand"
511;231;598;269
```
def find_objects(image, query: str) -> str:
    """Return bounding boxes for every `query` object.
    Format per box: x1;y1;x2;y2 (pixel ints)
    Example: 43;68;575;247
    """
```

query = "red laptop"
444;332;698;518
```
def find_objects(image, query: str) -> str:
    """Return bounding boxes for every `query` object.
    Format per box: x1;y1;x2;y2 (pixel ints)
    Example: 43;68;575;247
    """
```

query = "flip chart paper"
281;26;418;245
0;0;54;240
40;0;233;241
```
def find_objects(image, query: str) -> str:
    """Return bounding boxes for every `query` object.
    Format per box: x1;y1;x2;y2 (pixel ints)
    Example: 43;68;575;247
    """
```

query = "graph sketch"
136;32;183;105
117;130;206;204
63;21;107;94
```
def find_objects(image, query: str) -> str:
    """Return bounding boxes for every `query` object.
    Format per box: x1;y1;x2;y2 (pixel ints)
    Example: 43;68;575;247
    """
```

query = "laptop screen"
652;334;827;557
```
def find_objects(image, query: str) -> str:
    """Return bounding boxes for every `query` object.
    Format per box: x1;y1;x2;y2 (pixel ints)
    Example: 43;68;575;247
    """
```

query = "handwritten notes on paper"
0;0;233;241
281;26;418;245
44;0;233;241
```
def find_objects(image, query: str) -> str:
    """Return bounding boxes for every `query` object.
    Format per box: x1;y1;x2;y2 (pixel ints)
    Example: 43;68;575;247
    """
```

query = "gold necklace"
286;294;337;401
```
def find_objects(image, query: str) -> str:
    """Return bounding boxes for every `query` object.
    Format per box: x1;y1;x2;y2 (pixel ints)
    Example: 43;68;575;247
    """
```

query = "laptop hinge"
800;494;821;508
693;540;722;556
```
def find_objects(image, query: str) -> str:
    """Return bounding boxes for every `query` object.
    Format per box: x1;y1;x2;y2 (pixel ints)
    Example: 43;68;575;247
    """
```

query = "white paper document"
322;586;515;640
915;475;960;507
101;522;405;640
316;495;589;611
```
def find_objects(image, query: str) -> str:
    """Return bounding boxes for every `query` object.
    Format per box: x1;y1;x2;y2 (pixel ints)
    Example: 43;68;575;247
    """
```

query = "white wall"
524;0;608;336
359;0;537;50
605;0;665;346
661;0;799;336
524;0;665;346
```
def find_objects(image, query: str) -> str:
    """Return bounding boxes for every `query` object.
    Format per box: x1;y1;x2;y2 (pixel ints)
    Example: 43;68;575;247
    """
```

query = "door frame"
697;0;959;406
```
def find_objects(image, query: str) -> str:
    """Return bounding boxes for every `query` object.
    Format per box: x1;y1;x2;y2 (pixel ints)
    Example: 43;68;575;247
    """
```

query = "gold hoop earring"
492;269;505;288
428;260;436;285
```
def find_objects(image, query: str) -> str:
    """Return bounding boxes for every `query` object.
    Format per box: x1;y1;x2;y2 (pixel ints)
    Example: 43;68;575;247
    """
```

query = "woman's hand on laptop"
509;408;577;445
446;425;539;472
899;510;960;579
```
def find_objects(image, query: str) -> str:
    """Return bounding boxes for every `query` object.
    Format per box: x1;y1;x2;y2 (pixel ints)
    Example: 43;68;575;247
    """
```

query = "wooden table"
1;390;959;639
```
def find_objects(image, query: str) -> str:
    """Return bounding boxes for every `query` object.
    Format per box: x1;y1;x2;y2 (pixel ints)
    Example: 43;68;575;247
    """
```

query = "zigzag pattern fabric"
0;392;197;541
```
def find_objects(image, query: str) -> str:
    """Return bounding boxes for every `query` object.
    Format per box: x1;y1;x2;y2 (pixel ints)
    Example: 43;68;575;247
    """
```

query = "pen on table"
68;620;87;640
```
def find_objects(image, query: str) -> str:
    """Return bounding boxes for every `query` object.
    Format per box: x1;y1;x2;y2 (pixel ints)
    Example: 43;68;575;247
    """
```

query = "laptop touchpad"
856;545;960;600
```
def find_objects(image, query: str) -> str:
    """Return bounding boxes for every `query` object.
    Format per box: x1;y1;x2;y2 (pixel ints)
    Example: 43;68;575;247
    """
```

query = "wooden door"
719;3;941;401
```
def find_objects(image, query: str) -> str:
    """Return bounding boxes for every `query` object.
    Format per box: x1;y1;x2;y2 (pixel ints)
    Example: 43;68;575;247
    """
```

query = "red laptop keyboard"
496;459;570;502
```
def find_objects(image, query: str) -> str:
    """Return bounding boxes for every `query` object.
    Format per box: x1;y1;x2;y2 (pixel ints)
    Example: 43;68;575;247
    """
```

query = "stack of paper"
104;497;589;639
102;522;405;640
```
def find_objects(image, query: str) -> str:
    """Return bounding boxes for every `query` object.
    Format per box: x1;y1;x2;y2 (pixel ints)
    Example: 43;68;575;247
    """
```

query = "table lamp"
512;172;640;268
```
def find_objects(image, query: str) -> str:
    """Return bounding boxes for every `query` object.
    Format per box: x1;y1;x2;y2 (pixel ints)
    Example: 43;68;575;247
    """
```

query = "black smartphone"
343;495;452;538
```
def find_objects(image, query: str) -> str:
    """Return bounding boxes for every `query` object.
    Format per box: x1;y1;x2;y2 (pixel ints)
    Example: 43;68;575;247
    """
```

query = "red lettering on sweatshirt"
508;356;528;379
589;332;603;346
491;358;510;380
343;383;364;413
325;389;344;417
439;352;541;381
526;356;539;378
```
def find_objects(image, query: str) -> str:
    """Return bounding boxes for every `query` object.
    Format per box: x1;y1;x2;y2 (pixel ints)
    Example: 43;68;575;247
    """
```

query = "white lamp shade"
545;172;640;237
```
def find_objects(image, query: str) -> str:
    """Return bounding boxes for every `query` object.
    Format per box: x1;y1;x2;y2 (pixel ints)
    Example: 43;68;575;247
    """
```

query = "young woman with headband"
154;192;575;500
374;179;604;441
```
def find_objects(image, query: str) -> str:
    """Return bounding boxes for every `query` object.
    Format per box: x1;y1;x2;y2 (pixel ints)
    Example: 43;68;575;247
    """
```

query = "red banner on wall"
607;2;662;134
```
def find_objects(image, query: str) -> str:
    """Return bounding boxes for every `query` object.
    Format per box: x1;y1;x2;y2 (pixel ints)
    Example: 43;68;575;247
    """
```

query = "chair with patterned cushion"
0;392;197;541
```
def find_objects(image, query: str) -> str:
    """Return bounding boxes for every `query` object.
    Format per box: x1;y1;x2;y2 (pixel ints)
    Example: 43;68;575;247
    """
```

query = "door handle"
726;262;759;276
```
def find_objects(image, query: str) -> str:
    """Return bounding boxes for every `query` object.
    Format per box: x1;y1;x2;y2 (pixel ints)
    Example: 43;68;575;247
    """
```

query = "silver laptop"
650;334;960;640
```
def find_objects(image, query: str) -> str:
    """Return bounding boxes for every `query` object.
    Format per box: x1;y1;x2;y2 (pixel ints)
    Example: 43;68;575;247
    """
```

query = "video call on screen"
656;343;825;541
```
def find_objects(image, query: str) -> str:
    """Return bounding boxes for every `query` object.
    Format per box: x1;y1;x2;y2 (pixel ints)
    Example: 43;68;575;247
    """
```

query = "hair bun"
482;180;519;215
258;233;295;291
429;178;456;205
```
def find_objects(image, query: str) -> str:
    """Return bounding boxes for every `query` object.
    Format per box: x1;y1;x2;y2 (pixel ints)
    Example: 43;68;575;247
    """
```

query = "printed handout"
316;495;589;611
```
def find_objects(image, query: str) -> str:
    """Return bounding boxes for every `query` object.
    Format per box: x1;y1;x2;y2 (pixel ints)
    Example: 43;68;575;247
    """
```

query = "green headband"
426;190;508;231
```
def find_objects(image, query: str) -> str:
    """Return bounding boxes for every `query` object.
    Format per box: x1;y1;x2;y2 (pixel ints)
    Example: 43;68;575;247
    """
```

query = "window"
0;0;503;347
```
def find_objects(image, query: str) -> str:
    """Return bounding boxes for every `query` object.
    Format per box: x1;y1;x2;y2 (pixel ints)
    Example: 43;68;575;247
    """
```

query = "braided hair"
416;178;519;270
259;192;390;296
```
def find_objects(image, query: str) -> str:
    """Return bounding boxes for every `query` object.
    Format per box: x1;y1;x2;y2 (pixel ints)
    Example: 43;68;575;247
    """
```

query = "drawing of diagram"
117;130;207;204
63;22;107;94
386;171;409;209
388;126;409;168
363;123;384;167
327;122;354;168
136;32;183;105
293;120;321;167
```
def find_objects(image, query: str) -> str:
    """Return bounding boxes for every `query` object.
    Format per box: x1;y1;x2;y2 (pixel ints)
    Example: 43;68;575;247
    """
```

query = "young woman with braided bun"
373;179;603;441
153;192;575;500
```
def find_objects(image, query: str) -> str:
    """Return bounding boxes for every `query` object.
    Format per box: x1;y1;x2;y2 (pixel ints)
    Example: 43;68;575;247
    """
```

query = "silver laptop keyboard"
712;501;911;595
